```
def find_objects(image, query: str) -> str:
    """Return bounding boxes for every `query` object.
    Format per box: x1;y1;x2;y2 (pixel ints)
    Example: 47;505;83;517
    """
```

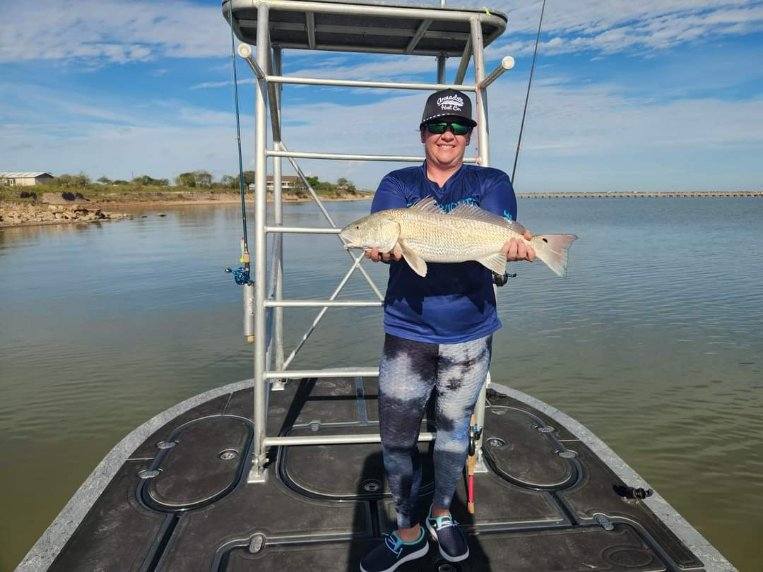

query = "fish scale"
389;208;512;261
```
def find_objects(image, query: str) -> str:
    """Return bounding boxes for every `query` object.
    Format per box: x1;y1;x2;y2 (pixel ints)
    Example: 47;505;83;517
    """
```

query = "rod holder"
237;43;266;80
479;56;515;89
243;282;255;343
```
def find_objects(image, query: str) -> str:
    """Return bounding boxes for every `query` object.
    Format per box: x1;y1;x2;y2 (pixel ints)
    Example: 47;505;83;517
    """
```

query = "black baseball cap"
420;89;477;128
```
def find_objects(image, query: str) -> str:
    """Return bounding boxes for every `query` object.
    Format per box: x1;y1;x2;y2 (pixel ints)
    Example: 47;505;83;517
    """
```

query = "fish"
339;197;577;278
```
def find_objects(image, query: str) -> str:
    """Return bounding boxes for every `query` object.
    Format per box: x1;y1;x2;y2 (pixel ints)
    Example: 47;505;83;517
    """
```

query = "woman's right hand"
364;245;403;263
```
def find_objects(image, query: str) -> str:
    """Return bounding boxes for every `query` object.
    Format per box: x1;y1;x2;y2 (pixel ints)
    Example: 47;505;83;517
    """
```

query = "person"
359;89;535;572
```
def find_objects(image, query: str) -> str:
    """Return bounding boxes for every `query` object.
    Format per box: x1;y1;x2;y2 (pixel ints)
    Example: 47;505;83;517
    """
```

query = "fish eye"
541;237;548;243
355;225;360;229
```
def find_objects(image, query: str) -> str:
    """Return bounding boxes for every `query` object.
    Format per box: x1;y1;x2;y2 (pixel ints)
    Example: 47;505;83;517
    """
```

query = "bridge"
516;190;762;199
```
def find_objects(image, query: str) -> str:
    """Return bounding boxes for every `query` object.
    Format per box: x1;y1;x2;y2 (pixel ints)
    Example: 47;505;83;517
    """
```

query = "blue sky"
1;0;761;192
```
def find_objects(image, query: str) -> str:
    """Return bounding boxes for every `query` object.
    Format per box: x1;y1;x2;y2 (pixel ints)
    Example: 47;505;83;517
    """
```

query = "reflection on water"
1;198;761;569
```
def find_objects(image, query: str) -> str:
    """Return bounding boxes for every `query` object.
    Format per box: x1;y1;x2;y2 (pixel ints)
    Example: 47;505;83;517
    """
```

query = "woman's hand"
502;230;536;262
365;244;403;263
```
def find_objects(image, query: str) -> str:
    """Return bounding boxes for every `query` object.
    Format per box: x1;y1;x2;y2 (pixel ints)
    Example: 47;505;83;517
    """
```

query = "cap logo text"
437;94;464;111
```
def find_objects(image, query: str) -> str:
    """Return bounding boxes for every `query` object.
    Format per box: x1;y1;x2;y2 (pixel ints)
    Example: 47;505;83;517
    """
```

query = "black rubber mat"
144;415;252;510
379;470;567;532
222;524;667;571
157;476;372;569
46;382;710;571
558;445;704;569
282;429;433;499
49;461;168;571
482;406;576;488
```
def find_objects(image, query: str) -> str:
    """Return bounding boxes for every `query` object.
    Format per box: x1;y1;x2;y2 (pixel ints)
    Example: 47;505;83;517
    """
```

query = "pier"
517;190;762;199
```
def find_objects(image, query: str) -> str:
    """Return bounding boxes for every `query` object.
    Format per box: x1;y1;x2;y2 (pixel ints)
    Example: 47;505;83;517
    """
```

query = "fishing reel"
225;240;252;285
225;265;251;285
468;424;483;456
492;271;517;287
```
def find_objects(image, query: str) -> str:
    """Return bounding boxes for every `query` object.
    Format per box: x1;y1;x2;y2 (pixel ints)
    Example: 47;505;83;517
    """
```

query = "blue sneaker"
360;528;429;572
425;508;469;562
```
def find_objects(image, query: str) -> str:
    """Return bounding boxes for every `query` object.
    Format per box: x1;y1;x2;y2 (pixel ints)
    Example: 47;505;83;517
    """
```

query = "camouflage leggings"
378;333;492;529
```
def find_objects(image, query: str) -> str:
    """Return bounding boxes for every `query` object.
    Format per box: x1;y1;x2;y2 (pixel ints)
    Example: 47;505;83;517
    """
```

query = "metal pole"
272;46;285;391
479;56;515;89
470;17;488;166
265;368;379;379
268;149;478;163
281;254;367;370
264;432;436;447
250;3;270;483
437;52;446;83
266;75;475;91
455;36;471;85
470;16;489;471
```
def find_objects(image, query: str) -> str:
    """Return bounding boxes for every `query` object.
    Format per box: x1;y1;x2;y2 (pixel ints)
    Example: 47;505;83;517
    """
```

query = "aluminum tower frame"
224;0;515;482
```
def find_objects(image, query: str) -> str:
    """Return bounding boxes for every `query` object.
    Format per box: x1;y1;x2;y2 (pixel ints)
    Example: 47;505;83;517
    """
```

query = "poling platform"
19;380;732;571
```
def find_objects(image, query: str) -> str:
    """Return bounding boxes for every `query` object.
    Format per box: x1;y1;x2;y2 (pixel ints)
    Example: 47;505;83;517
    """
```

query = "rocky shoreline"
0;189;373;229
0;203;130;228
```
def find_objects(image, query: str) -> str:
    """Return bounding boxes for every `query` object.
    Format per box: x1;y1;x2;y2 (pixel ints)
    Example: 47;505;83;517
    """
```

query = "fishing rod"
226;2;252;285
512;0;547;184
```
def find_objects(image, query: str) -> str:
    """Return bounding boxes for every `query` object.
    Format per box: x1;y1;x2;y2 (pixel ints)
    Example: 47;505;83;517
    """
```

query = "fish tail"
532;234;578;277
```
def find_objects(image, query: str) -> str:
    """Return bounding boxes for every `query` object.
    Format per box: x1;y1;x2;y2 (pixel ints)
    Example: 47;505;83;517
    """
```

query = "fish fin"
532;234;578;277
477;253;508;275
398;240;428;277
408;196;442;215
380;221;402;253
450;203;528;234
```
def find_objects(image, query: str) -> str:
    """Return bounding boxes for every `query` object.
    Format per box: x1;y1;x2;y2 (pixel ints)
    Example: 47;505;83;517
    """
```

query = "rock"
41;192;88;204
0;202;128;227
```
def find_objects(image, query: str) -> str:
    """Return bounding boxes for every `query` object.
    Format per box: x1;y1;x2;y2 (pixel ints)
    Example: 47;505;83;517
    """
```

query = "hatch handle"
593;513;614;531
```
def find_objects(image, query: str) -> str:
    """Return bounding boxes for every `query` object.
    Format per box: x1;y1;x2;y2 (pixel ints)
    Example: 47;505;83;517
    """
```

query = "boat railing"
223;0;513;482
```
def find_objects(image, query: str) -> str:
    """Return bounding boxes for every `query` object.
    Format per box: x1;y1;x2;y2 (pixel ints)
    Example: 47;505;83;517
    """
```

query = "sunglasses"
424;121;472;136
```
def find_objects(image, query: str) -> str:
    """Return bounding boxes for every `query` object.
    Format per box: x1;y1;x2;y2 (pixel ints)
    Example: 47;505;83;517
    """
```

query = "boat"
17;1;736;570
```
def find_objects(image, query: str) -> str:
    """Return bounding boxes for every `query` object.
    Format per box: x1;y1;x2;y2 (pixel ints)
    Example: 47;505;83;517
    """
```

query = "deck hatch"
484;407;576;488
144;416;252;509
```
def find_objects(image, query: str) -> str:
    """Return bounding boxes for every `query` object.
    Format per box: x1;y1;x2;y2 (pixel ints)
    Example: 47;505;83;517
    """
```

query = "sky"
1;0;762;193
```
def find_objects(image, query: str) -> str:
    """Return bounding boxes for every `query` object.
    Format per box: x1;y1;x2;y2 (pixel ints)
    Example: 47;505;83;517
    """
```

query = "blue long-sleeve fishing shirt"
371;162;517;344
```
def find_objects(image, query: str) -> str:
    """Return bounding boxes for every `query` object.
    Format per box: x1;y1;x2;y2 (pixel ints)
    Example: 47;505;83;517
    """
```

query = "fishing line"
228;2;250;251
512;0;547;184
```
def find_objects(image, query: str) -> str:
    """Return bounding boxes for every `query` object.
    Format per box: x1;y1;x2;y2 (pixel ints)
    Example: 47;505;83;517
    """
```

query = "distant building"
267;175;306;193
246;175;307;193
0;172;55;186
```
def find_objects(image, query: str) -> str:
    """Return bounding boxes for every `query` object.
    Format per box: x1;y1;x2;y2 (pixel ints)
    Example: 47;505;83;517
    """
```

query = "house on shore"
0;172;55;186
246;175;307;194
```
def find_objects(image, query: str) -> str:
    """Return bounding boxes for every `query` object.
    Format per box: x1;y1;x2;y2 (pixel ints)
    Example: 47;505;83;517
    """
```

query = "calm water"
1;198;761;569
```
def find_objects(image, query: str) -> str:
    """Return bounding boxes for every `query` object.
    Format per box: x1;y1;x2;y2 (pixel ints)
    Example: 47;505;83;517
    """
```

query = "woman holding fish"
348;90;575;572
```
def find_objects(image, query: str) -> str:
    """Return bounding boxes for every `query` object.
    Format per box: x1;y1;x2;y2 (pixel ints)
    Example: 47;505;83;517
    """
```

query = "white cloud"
4;74;760;192
1;0;761;64
191;78;256;90
488;1;763;56
0;0;227;63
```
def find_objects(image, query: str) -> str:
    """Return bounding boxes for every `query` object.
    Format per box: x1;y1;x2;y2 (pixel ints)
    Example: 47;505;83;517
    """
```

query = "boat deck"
26;379;718;571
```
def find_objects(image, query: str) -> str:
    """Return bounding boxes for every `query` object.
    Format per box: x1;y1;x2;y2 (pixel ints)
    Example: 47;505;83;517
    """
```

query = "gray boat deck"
24;378;721;571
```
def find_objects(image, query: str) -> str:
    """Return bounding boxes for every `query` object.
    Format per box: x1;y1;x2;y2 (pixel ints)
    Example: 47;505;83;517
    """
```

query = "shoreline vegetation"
1;171;760;229
0;171;372;228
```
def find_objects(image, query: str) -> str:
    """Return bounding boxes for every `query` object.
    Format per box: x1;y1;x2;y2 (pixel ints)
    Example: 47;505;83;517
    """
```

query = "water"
1;198;761;569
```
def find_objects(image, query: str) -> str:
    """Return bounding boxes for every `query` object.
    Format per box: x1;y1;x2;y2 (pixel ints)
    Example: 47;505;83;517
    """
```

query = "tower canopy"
223;0;507;56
